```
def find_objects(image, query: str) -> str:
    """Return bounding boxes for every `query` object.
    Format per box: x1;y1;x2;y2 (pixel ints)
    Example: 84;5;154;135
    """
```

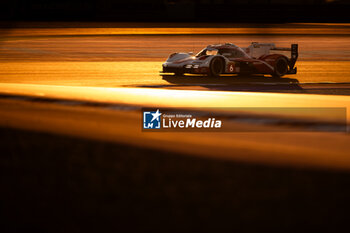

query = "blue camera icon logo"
143;109;162;129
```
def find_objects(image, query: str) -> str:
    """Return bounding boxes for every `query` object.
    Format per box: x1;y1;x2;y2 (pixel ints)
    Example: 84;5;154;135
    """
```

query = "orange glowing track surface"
1;83;350;121
1;25;350;171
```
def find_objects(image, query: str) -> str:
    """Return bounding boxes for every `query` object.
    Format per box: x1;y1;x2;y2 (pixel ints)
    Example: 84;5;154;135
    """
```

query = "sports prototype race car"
162;42;298;77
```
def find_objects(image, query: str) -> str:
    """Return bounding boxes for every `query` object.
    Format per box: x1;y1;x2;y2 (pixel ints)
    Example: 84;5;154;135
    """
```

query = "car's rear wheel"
209;57;224;77
273;57;289;78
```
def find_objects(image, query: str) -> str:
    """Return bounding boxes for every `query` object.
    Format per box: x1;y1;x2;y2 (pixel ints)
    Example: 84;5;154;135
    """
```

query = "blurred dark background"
1;0;350;23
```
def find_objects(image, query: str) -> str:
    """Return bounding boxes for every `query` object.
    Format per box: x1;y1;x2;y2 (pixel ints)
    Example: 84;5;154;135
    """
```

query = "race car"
161;42;298;77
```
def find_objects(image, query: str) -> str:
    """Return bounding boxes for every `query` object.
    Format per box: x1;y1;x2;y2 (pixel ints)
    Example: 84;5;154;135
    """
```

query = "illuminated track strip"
0;83;349;124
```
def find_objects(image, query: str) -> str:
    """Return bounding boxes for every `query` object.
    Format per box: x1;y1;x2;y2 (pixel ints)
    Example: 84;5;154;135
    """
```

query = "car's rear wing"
271;44;298;69
245;42;298;69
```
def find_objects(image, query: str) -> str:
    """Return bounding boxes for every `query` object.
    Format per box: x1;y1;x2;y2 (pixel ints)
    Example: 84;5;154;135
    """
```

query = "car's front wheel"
209;57;224;77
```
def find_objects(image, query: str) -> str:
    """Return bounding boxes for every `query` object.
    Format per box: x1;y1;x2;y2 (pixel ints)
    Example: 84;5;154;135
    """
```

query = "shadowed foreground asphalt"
1;127;350;233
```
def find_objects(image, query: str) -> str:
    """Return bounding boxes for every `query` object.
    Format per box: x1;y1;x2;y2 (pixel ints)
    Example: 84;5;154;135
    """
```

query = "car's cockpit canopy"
205;48;218;56
196;45;250;59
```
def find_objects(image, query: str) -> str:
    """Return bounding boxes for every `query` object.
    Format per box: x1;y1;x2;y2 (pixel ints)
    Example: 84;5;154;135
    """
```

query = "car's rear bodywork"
162;42;298;77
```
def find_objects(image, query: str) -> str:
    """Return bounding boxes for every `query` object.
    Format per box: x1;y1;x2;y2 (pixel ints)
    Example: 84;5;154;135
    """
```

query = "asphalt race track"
1;26;350;167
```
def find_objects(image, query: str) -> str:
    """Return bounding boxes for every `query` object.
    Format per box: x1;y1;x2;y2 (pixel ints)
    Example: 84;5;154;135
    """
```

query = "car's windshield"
196;48;218;57
196;47;249;58
206;49;218;56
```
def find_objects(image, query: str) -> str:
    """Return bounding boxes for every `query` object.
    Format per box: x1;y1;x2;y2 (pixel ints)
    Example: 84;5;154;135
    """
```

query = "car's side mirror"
188;52;194;55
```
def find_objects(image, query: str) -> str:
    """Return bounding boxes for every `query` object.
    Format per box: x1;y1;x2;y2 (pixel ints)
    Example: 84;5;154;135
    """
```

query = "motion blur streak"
1;83;349;122
2;26;350;37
